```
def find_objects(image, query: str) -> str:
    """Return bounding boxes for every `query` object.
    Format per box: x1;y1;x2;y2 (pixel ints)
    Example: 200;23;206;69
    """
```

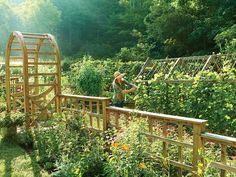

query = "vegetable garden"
0;31;236;177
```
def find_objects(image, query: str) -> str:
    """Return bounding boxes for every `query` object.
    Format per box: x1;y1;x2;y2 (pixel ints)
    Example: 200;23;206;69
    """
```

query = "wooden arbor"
5;31;61;121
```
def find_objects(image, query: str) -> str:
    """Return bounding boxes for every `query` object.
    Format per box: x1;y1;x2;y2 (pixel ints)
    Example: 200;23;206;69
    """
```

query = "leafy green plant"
47;113;106;177
71;136;106;177
0;112;25;128
0;111;25;141
70;60;103;96
135;68;236;137
104;119;162;177
0;100;6;112
17;129;34;148
215;24;236;53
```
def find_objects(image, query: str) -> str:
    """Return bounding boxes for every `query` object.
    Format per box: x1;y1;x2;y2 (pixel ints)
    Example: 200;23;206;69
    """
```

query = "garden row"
0;90;235;176
13;112;231;177
65;57;236;137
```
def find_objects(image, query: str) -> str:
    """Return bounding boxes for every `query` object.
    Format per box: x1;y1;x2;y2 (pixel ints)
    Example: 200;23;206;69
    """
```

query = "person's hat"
114;71;125;78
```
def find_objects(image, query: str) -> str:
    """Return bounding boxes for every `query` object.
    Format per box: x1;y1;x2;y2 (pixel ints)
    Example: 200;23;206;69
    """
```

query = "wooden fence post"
102;99;110;131
220;144;227;177
193;123;205;177
178;123;184;177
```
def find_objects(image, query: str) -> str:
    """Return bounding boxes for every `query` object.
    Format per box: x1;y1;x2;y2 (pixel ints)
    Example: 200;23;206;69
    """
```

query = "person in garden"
112;71;137;107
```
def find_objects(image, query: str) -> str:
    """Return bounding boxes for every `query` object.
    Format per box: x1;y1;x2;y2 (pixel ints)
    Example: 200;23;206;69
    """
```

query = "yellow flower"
74;167;80;175
139;162;146;169
111;143;119;148
122;144;129;151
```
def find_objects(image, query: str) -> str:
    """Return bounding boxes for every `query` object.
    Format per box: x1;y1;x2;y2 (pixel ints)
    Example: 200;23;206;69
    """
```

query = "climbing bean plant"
135;68;236;137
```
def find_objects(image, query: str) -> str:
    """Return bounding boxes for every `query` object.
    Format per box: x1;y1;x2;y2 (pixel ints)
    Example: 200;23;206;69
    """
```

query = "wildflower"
167;125;174;129
197;162;204;175
111;142;119;148
122;144;129;151
139;162;146;169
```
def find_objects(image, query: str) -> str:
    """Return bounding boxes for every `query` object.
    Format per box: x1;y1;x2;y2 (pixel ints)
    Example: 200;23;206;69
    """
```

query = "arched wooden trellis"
5;31;61;123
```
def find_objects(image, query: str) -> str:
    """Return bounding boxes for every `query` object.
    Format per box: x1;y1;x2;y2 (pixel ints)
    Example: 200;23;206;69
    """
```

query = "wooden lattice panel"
139;54;236;81
216;53;236;69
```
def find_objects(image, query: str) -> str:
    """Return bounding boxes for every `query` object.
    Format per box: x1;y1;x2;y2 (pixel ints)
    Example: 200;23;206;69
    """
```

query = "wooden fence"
59;94;236;177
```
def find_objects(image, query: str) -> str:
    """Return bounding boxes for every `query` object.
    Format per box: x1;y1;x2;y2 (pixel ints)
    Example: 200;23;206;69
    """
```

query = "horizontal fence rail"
202;133;236;177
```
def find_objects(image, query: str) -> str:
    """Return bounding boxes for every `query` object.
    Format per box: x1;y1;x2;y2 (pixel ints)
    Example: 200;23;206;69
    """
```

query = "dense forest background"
0;0;235;60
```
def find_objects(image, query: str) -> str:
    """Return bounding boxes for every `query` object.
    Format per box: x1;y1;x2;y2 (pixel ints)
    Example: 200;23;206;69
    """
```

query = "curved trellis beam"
6;31;28;112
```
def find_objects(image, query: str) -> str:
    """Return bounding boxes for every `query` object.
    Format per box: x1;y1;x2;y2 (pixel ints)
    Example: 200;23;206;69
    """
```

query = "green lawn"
0;136;50;177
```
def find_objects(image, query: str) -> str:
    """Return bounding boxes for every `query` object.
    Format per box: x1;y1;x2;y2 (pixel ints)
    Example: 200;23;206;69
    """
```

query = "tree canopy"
0;0;235;59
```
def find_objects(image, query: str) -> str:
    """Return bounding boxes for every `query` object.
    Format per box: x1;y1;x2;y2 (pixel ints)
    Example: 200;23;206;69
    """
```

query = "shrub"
70;60;103;96
0;112;25;128
71;136;106;177
0;111;25;141
62;57;78;72
45;112;106;176
0;100;6;112
17;129;34;148
104;119;162;177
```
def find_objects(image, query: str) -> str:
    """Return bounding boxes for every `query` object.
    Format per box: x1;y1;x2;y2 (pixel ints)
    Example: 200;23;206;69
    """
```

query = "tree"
0;1;17;53
145;0;236;57
215;24;236;53
15;0;60;33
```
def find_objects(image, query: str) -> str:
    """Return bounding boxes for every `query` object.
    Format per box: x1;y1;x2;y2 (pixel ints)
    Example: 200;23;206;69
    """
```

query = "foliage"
70;136;105;177
215;24;236;53
0;99;6;112
22;111;227;176
70;59;103;96
135;69;236;137
0;0;60;53
61;57;78;72
14;0;61;33
17;129;34;148
104;119;162;177
69;57;142;97
0;112;25;128
32;112;105;174
193;148;220;177
145;0;236;57
30;112;105;176
116;41;153;61
0;2;16;52
1;0;235;58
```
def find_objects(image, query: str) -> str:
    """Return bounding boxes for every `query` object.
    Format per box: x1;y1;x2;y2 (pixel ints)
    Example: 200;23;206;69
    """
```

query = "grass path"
0;137;50;177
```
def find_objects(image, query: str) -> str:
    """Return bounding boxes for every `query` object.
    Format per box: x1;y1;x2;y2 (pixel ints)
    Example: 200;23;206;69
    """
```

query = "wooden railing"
202;133;236;177
107;106;207;177
59;94;110;131
58;94;236;177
